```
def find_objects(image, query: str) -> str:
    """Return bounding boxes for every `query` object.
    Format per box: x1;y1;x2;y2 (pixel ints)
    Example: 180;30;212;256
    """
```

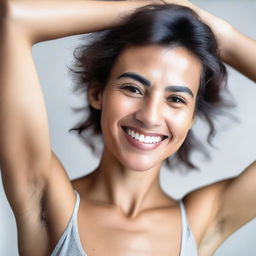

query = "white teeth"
126;128;164;144
145;136;150;143
139;135;144;142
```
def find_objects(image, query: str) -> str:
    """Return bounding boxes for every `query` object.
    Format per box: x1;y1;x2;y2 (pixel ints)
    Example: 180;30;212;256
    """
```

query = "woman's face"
90;44;202;171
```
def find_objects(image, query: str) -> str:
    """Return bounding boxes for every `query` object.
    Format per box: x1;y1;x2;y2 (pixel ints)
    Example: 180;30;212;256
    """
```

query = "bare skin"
0;1;255;256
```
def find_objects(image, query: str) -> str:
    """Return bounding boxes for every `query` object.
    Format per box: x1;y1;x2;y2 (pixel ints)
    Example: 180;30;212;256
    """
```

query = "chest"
77;202;183;256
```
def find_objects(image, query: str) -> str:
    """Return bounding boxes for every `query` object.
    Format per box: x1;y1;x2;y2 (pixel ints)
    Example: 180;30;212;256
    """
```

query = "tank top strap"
73;190;81;217
72;190;86;254
179;199;188;255
179;200;187;230
179;200;194;238
51;190;83;256
178;200;198;256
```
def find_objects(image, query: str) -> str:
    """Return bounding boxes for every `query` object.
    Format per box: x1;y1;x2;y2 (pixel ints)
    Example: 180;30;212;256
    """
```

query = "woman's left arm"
206;18;256;233
177;0;256;248
184;162;256;252
192;3;256;82
165;0;256;82
216;161;256;238
216;27;256;82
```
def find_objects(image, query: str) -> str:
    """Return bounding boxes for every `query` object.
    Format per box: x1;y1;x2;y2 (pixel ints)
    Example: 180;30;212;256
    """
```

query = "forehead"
109;44;202;94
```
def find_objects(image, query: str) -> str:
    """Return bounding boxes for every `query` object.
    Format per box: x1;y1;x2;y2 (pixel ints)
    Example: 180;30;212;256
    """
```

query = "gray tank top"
51;191;198;256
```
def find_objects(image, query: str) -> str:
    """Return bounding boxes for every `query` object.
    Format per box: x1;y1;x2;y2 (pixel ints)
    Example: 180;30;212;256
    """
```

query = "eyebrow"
117;72;194;98
117;72;151;87
165;85;194;98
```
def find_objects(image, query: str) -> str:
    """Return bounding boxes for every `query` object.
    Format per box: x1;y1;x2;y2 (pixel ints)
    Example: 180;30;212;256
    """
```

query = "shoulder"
71;172;93;196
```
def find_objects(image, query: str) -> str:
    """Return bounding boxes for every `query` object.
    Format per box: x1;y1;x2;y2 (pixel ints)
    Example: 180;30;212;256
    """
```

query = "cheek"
166;109;194;140
102;90;138;118
100;91;136;134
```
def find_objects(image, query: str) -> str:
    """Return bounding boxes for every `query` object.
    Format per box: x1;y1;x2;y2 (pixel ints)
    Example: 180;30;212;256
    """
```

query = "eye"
167;95;187;104
121;84;143;95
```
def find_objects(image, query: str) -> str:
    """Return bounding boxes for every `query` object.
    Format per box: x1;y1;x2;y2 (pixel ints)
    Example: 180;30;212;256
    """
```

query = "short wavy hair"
69;4;230;170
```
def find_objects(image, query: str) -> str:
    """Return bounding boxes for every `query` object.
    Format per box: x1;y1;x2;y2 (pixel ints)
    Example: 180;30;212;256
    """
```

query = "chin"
120;155;162;172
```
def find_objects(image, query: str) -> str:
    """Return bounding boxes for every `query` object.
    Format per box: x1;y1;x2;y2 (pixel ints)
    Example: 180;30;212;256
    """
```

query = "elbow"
0;1;17;26
0;0;9;22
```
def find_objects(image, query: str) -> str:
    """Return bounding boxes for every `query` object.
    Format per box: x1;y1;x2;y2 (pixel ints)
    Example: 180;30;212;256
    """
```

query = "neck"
87;147;169;218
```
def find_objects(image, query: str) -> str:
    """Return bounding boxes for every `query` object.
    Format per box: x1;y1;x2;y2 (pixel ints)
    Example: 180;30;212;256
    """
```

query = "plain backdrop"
0;0;255;255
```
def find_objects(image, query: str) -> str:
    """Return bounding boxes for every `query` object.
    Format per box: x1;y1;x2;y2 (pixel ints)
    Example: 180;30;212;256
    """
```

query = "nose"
134;95;163;128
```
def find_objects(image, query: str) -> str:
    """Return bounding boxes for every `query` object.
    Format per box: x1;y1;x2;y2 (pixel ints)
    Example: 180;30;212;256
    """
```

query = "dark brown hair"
69;4;230;169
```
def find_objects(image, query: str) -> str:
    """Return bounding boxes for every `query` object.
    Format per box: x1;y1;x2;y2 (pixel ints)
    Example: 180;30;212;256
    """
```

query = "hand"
163;1;256;81
159;0;196;9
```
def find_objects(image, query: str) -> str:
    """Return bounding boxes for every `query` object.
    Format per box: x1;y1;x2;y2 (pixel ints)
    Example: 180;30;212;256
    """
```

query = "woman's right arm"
0;1;154;255
11;0;155;44
0;0;154;201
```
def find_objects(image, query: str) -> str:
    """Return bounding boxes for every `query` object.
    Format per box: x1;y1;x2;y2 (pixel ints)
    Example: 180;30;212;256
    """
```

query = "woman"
0;0;255;256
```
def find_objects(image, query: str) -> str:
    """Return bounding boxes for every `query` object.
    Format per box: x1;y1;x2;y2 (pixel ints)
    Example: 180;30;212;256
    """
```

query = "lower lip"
122;129;165;151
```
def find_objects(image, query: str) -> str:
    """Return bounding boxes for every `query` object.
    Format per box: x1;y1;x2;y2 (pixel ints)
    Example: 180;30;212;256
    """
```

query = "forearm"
219;27;256;82
10;0;155;44
178;1;256;82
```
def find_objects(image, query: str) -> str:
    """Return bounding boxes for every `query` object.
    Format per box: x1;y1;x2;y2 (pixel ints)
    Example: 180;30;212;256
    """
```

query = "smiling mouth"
122;126;168;144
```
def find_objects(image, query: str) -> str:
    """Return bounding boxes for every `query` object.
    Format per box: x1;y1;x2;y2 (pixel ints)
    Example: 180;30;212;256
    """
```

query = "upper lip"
122;126;169;138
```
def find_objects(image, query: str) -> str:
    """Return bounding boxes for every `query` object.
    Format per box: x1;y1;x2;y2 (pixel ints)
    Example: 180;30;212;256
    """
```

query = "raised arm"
170;0;256;82
0;1;155;255
11;0;155;44
175;1;256;254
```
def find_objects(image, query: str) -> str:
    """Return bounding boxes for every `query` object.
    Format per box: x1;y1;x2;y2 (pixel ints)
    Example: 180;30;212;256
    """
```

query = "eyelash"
120;84;187;104
167;96;187;104
121;84;143;95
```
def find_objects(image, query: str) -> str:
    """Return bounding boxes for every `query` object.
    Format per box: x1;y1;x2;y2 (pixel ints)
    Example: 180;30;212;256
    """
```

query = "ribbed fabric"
51;191;198;256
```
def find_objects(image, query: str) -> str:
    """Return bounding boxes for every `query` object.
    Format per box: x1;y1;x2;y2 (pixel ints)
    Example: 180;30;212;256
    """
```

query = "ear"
88;86;102;110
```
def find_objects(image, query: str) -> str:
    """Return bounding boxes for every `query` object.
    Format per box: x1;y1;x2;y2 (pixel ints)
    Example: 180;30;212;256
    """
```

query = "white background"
0;0;255;255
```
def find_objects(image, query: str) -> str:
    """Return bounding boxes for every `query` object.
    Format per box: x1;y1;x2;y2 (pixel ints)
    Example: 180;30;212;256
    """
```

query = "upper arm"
0;7;52;214
0;8;75;255
216;161;256;237
183;179;231;244
184;161;256;253
12;152;76;256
